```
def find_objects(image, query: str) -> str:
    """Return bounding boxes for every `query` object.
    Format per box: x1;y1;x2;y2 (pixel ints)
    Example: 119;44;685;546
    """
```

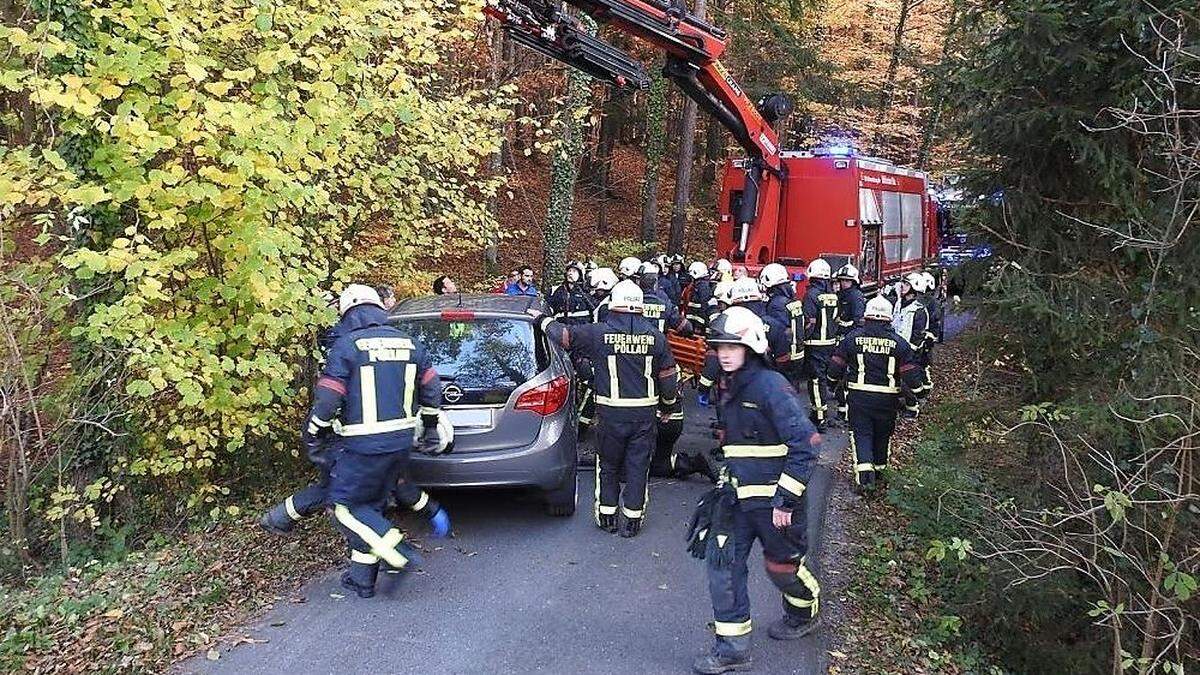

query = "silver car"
390;294;579;516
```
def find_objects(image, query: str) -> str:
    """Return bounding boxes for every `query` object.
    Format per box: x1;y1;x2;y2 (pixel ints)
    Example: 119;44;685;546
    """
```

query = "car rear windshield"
391;317;540;389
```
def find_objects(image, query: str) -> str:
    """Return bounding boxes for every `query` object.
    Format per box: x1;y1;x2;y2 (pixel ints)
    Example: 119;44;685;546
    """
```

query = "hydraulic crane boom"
485;0;793;259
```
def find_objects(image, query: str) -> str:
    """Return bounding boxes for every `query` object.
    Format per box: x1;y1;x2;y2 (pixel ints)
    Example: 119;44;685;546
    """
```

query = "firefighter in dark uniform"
687;307;822;674
801;259;839;431
828;296;924;492
260;291;451;540
535;281;680;537
727;278;790;371
685;261;714;334
638;261;692;336
304;284;453;598
833;264;866;420
548;262;596;325
575;266;620;434
892;271;935;414
758;262;795;331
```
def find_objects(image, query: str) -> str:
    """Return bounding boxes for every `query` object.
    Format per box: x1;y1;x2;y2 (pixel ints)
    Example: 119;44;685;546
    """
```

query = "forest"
1;0;1197;671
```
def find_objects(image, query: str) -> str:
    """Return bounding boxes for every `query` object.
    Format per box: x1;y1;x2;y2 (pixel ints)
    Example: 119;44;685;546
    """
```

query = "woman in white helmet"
687;306;822;674
758;262;795;331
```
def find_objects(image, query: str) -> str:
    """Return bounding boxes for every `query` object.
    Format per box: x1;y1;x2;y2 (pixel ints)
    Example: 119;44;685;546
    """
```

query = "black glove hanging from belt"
686;483;737;568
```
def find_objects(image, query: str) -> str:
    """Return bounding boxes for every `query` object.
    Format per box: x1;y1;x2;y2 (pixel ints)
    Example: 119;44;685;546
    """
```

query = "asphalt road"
179;392;846;675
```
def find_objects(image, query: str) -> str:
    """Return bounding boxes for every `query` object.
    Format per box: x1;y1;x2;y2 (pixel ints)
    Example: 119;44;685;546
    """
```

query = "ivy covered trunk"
639;64;668;247
541;16;596;285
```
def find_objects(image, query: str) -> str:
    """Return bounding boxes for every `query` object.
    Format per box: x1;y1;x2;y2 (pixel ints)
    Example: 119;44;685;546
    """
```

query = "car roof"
390;293;548;318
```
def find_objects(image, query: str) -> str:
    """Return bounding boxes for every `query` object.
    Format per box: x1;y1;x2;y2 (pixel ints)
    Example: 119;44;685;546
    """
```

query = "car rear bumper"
407;413;577;490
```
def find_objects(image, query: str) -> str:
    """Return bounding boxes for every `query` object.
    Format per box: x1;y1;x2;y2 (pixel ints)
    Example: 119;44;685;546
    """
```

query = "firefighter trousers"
848;404;898;486
803;347;834;424
329;448;417;571
649;416;684;477
594;416;655;523
707;504;821;657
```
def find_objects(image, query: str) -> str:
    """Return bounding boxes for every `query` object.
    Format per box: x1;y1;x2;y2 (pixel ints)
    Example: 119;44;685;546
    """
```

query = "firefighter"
687;307;822;674
758;262;794;331
833;264;866;421
892;272;935;414
660;255;683;305
305;284;453;598
828;297;924;492
697;282;734;406
638;261;692;336
534;281;679;537
712;258;734;283
834;265;865;336
260;291;451;541
728;278;789;368
618;256;642;280
920;271;945;344
685;261;714;333
549;262;595;325
801;260;840;431
588;266;619;323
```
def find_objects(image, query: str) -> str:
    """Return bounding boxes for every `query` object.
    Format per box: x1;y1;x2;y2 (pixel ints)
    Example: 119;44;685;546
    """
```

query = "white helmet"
637;261;660;276
712;281;735;305
688;261;709;279
865;296;893;321
714;259;733;276
758;262;789;288
806;259;832;280
618;256;642;278
339;283;384;316
835;264;860;283
706;306;768;355
904;271;931;293
655;254;669;270
728;277;763;305
588;267;618;292
608;279;645;313
920;271;937;290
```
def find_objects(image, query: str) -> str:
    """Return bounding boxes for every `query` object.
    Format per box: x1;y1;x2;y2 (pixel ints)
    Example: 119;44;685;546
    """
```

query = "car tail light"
441;310;475;321
514;376;569;416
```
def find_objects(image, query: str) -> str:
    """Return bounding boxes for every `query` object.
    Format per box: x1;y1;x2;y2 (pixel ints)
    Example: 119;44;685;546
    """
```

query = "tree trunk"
667;0;706;255
700;117;723;193
639;62;668;246
594;92;621;235
916;4;958;171
484;25;505;272
541;17;596;284
874;0;918;150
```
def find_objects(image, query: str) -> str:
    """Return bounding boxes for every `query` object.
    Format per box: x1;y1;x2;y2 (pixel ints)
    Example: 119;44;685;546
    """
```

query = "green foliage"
1;0;509;537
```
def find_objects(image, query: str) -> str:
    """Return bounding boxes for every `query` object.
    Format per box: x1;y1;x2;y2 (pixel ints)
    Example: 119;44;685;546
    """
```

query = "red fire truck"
717;149;941;290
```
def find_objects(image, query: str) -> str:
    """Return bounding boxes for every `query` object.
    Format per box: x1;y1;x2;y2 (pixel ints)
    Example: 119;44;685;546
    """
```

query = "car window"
392;318;539;389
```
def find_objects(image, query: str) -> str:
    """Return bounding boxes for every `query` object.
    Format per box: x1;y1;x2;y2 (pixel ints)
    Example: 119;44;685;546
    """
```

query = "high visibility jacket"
828;322;924;410
716;359;818;510
892;296;934;353
802;280;840;348
685;278;714;329
642;287;689;335
836;286;866;335
548;282;595;325
540;311;679;423
784;297;806;361
308;305;441;454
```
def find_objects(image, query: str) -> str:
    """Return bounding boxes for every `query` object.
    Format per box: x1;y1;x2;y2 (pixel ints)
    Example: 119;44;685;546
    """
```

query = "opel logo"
442;384;464;404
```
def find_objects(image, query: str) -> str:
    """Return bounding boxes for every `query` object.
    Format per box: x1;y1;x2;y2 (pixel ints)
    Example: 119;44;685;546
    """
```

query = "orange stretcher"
668;334;708;386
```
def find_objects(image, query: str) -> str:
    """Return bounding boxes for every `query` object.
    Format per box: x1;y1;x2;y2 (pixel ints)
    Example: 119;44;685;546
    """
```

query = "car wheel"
543;466;578;517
